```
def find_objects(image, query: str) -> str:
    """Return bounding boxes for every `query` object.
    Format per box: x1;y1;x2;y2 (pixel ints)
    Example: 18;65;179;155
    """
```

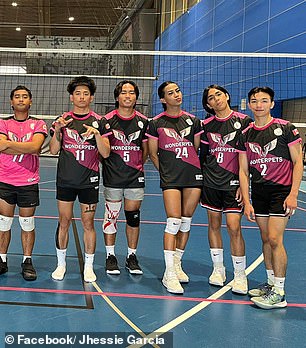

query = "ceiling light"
15;27;21;31
68;16;75;22
11;2;18;6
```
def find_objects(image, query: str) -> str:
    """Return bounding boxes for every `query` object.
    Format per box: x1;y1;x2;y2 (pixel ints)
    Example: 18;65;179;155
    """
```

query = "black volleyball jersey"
237;118;302;186
100;110;148;188
50;111;102;188
201;111;252;190
146;111;203;188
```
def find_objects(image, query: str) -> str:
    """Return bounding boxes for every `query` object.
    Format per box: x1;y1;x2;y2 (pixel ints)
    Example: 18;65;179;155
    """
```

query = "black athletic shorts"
251;183;291;217
200;185;242;213
56;186;99;204
0;182;39;207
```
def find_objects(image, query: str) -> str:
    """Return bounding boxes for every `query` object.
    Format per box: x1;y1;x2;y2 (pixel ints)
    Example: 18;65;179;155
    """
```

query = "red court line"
0;286;305;307
29;215;306;232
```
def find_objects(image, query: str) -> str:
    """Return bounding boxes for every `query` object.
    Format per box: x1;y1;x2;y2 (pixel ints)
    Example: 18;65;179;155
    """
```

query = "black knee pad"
124;210;140;227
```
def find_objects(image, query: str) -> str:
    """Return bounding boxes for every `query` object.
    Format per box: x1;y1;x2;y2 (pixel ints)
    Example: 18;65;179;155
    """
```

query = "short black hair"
202;84;231;115
248;86;275;102
158;81;179;111
114;80;139;108
67;76;96;95
10;85;32;100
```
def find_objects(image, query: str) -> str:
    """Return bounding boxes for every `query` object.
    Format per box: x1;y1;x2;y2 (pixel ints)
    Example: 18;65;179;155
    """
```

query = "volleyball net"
0;47;305;150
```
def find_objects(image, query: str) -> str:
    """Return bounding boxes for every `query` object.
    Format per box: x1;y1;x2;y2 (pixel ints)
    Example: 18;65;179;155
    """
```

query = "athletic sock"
266;269;275;286
210;248;224;267
56;248;67;266
127;247;137;257
105;245;115;256
274;277;285;295
0;253;7;262
164;250;175;271
232;255;246;272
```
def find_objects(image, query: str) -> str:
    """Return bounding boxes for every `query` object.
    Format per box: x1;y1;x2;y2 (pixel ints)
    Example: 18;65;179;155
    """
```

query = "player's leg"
103;187;122;275
79;187;99;283
51;186;75;280
162;188;183;294
225;212;247;294
0;195;15;275
124;189;143;275
18;184;40;281
201;186;226;286
174;187;201;283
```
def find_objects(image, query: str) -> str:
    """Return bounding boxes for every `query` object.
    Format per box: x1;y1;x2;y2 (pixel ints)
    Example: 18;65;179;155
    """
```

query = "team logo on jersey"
210;131;236;146
105;123;111;130
113;129;140;145
234;121;241;130
138;121;144;129
164;127;191;142
292;128;299;136
8;131;31;142
66;128;87;144
249;139;277;157
30;123;35;130
92;121;99;129
186;118;193;126
274;128;283;136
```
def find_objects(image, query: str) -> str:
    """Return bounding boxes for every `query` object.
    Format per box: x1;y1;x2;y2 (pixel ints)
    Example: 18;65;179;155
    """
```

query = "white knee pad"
103;201;122;234
0;215;13;231
19;216;35;232
180;216;192;232
165;217;181;235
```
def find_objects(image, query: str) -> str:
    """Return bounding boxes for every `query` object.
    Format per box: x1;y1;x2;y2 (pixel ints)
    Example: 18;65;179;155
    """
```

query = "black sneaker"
125;253;143;275
0;256;8;275
105;255;120;274
21;258;37;281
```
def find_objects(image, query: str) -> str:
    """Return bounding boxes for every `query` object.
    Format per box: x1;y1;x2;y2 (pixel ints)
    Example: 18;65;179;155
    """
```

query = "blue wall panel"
153;0;306;117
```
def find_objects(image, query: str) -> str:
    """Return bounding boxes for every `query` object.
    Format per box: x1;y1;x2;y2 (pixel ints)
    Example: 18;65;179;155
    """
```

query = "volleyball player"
0;85;47;280
200;85;252;294
50;76;110;283
100;80;148;275
238;86;303;309
147;81;203;294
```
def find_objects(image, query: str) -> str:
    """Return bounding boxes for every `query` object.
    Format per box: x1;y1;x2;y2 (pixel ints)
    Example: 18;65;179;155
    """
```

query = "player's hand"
53;116;73;132
283;194;297;216
0;139;9;152
235;187;243;206
81;124;99;141
244;202;256;222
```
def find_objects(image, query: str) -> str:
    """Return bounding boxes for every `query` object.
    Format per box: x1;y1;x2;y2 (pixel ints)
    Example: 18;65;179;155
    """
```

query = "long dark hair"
202;84;231;115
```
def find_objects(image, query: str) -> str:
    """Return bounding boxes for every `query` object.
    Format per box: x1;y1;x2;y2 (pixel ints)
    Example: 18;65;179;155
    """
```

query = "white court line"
92;282;161;348
127;253;264;348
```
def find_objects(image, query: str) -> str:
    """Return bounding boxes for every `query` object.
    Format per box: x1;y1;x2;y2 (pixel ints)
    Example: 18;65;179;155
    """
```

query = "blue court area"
0;157;306;348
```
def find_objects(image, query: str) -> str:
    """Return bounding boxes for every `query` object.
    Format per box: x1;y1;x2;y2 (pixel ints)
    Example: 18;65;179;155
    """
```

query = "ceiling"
0;0;153;48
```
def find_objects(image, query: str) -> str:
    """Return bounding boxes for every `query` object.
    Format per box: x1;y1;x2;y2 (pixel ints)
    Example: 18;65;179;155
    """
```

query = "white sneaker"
162;269;184;294
209;266;226;286
84;266;97;283
232;270;248;294
174;254;189;283
51;265;66;281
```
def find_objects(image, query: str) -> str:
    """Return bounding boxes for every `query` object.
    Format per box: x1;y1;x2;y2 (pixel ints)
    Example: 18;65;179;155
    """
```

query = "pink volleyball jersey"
0;116;48;186
100;110;148;188
237;118;302;186
146;111;203;188
201;111;252;190
50;111;102;189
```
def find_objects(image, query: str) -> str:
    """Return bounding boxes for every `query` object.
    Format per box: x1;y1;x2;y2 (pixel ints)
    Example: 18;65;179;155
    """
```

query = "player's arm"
49;117;72;155
142;141;149;164
0;133;45;155
239;152;255;222
81;124;110;159
148;137;159;171
194;134;201;152
283;142;303;216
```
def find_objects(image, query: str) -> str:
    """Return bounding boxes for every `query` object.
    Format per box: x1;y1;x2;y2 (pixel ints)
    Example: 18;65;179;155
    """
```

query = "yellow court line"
92;282;160;348
127;253;264;348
